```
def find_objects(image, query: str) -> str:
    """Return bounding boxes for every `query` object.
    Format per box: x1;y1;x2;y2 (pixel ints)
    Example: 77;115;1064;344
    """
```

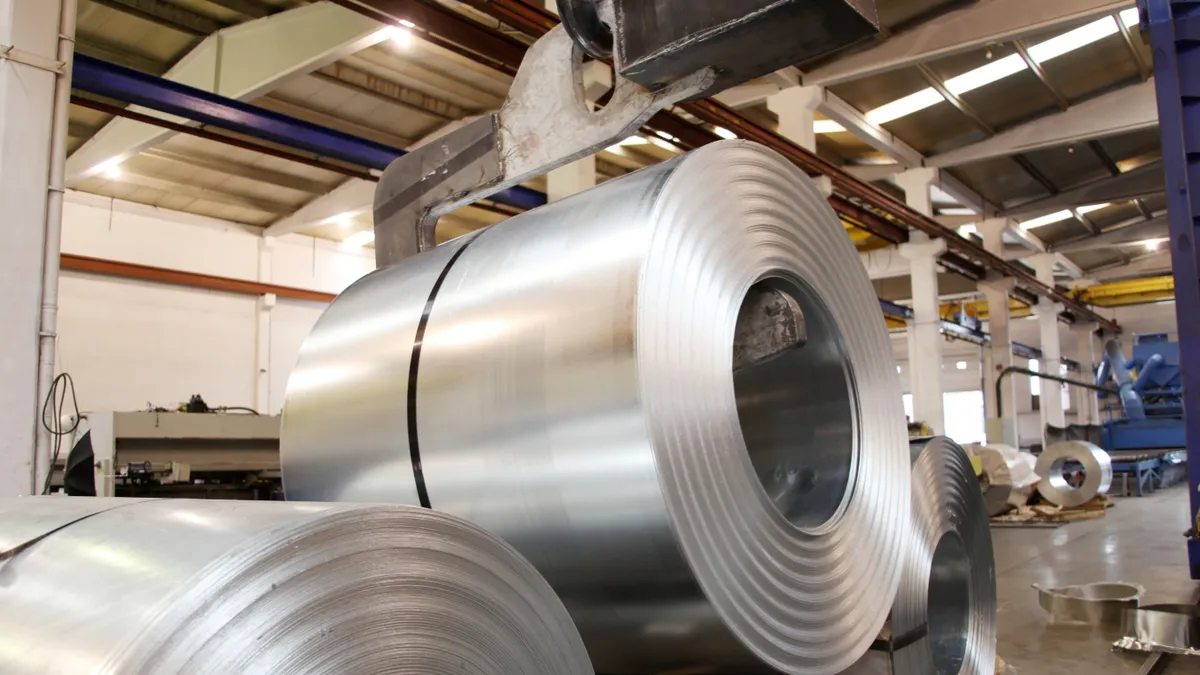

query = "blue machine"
1099;334;1188;451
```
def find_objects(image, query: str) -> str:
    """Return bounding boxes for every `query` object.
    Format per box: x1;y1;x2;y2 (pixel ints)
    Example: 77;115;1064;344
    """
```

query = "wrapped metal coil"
963;443;1015;516
282;140;910;675
1036;440;1113;507
844;437;997;675
0;497;593;675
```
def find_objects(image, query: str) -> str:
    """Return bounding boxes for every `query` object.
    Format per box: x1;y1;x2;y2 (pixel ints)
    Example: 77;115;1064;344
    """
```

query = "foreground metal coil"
1036;440;1113;507
845;437;997;675
0;497;592;675
283;140;910;675
964;443;1015;516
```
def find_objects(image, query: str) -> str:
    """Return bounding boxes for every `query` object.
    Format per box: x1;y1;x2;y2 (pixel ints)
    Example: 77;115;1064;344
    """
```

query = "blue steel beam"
70;54;546;211
1140;0;1200;578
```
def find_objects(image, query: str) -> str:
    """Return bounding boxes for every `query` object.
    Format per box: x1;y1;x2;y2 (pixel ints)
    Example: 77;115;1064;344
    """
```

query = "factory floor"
994;485;1200;674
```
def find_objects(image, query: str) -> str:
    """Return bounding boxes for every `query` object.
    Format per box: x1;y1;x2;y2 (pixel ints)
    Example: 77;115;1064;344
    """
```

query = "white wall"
55;192;373;414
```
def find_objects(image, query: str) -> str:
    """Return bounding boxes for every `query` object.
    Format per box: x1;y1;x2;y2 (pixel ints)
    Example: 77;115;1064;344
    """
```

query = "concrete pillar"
545;60;611;201
1072;322;1102;425
0;0;62;496
766;86;823;152
893;168;939;218
979;219;1019;446
1032;254;1066;438
899;236;947;434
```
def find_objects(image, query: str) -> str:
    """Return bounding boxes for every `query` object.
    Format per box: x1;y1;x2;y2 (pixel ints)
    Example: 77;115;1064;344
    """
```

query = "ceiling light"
958;224;978;238
1027;17;1119;62
1119;8;1140;27
399;19;416;28
332;213;354;230
813;119;845;134
1076;203;1111;214
649;137;679;152
940;208;977;216
103;162;123;180
654;130;673;140
343;230;376;249
1144;237;1168;251
619;136;647;146
713;126;738;140
1019;210;1074;230
864;88;945;125
387;26;412;48
945;54;1027;95
956;361;968;370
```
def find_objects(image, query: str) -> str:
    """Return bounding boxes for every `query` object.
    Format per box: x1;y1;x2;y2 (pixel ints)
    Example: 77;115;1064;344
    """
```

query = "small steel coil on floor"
0;497;593;675
844;437;997;675
282;140;911;675
1036;440;1114;507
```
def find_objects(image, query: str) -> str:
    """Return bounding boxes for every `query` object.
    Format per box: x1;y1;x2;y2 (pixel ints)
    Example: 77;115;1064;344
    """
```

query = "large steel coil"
1036;440;1113;507
282;140;910;675
845;437;997;675
0;497;592;675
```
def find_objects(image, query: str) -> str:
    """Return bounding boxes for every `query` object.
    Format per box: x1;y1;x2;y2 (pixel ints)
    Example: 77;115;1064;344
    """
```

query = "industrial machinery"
54;411;281;499
1099;334;1187;451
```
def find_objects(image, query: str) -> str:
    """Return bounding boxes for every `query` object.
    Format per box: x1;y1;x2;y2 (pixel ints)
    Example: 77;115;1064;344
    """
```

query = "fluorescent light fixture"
945;54;1027;95
1028;17;1119;62
813;119;846;134
343;230;376;249
399;19;416;28
387;25;413;48
1144;237;1168;251
864;88;944;125
958;224;978;238
103;161;123;180
713;126;738;140
956;361;968;370
1019;210;1074;230
940;208;977;216
654;130;674;140
1120;8;1140;27
620;136;647;146
896;365;902;374
1076;203;1111;214
334;213;354;229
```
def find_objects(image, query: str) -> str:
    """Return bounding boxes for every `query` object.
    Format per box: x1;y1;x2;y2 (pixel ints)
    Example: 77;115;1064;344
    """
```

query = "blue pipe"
1105;340;1147;420
1133;353;1166;395
70;54;546;212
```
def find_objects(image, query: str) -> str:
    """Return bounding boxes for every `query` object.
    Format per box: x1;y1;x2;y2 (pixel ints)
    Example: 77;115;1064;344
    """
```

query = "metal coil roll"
282;140;910;675
1036;440;1114;507
846;437;997;675
0;497;592;675
964;443;1015;516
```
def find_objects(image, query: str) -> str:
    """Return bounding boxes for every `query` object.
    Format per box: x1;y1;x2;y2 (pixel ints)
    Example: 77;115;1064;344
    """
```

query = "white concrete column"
979;219;1018;446
893;168;939;218
1032;254;1066;436
1072;322;1102;425
899;235;947;434
254;238;276;414
545;60;612;201
0;0;62;496
766;86;823;152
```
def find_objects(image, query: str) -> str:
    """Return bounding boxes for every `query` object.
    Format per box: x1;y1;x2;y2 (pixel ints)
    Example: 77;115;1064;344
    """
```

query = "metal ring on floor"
0;497;593;675
1036;440;1113;507
281;140;911;675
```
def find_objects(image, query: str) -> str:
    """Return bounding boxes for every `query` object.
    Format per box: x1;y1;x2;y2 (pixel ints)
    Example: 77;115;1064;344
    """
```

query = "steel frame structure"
1140;0;1200;578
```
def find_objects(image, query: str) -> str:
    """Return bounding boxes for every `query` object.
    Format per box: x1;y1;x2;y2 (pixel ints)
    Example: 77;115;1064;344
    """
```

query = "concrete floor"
994;485;1200;674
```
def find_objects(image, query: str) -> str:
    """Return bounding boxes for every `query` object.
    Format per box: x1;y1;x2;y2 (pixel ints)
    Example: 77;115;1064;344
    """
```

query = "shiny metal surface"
0;497;592;675
1116;604;1200;656
282;140;911;675
845;437;996;675
964;444;1015;516
1036;440;1114;507
1034;581;1143;627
